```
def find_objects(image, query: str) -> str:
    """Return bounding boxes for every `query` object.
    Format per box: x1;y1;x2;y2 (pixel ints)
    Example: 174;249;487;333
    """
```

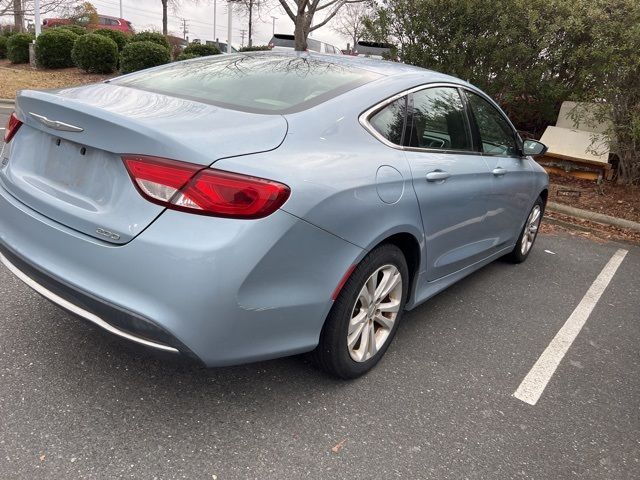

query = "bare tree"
160;0;175;35
0;0;68;32
277;0;365;51
158;1;203;36
233;0;265;47
331;2;369;52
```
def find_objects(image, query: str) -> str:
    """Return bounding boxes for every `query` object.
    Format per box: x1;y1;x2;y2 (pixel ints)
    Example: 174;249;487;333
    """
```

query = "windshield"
113;53;381;114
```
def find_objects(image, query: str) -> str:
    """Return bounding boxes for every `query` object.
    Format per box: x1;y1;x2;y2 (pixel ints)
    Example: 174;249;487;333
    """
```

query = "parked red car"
42;15;134;34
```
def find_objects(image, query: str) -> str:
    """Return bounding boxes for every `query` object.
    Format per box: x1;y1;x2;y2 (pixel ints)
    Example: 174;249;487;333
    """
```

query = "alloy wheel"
347;264;402;362
521;205;541;256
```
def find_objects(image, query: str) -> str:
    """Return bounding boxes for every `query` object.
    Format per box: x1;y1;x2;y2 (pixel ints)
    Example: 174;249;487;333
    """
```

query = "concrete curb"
0;99;15;105
545;215;640;246
547;201;640;233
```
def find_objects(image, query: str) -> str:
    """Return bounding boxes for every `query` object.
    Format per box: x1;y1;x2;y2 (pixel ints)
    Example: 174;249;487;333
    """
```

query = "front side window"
408;87;472;151
466;92;518;156
369;97;408;146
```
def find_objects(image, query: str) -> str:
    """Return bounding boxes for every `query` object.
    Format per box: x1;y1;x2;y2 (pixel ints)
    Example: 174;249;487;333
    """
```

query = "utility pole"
181;18;189;40
119;0;123;18
213;1;217;43
247;0;252;47
240;29;246;47
271;15;277;36
226;1;233;53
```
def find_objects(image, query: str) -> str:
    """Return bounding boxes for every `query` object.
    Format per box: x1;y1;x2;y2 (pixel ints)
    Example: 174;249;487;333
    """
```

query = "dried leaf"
331;438;347;454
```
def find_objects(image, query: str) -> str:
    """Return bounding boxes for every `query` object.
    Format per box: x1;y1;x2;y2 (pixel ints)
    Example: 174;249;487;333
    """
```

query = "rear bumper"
0;182;363;366
0;245;193;356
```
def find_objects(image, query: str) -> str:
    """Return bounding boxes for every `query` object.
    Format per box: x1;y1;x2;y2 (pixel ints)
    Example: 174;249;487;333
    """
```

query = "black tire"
505;196;544;263
312;244;409;379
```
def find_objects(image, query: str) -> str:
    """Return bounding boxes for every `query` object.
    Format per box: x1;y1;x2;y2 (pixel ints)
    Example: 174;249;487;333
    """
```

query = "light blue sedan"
0;52;548;378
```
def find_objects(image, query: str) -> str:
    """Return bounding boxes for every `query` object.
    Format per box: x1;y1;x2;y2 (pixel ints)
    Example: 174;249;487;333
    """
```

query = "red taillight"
123;155;290;219
4;112;22;144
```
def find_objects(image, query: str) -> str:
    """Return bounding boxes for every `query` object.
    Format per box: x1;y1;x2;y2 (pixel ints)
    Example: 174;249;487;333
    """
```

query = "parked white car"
269;34;342;55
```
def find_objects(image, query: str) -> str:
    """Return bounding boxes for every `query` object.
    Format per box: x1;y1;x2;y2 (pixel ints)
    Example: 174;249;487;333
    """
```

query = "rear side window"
408;87;472;151
369;97;408;146
114;54;381;114
466;92;518;156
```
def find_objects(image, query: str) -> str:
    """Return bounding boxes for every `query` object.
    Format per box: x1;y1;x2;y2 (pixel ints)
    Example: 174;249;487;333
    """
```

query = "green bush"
1;26;17;37
92;28;128;52
238;45;270;52
0;36;6;59
72;33;118;73
176;52;199;61
6;33;34;64
130;31;170;51
120;41;170;73
56;25;87;36
36;28;78;68
182;43;221;57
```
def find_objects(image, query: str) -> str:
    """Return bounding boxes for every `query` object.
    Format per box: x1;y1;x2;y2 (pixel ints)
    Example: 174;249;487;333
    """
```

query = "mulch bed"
548;173;640;224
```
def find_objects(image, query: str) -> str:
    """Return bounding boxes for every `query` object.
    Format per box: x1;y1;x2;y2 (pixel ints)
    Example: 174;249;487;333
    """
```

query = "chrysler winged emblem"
28;112;84;132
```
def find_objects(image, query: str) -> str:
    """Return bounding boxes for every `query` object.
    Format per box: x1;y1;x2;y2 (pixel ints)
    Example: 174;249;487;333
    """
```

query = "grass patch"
0;59;115;99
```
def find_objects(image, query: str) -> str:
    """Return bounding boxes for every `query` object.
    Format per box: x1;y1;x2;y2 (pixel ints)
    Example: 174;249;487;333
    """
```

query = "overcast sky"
83;0;346;49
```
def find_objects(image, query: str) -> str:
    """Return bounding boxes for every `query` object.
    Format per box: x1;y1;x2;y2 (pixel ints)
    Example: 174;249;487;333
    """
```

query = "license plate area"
0;125;164;244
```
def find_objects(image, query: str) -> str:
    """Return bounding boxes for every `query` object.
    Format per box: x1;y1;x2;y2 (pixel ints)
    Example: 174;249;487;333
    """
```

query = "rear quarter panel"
213;76;430;273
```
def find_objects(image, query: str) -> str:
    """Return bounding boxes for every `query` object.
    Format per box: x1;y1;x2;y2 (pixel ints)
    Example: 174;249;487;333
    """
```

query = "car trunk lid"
0;85;288;244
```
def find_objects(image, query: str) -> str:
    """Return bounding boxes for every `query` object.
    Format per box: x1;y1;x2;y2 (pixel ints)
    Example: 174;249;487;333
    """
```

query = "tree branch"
277;0;297;22
317;0;363;11
310;4;345;31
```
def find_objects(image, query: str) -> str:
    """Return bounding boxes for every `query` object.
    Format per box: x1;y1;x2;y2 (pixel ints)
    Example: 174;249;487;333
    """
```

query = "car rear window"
112;54;381;114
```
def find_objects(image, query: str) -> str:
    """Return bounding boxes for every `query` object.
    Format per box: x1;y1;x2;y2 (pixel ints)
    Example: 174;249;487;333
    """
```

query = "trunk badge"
28;112;84;132
96;228;120;241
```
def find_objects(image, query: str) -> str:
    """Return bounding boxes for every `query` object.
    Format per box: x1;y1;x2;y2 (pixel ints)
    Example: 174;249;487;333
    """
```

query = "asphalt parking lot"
1;230;638;479
1;105;639;479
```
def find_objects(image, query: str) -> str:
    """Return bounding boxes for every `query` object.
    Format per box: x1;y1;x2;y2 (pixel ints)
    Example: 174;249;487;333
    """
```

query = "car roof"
100;14;126;21
242;51;467;85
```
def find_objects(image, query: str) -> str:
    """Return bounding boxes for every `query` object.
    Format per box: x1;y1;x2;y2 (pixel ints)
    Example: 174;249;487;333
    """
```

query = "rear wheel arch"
370;232;421;305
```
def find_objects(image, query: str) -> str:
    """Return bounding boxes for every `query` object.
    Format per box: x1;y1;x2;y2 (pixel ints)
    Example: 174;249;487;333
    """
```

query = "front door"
463;91;535;250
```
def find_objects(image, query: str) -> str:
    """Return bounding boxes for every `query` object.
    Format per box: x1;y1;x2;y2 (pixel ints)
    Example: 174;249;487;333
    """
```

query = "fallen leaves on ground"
331;438;347;454
544;211;640;245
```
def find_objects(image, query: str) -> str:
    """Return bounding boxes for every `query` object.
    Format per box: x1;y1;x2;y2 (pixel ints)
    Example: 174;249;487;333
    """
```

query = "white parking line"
513;248;628;405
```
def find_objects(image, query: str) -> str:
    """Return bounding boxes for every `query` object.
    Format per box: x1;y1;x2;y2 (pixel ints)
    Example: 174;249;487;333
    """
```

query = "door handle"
426;170;451;182
492;167;508;176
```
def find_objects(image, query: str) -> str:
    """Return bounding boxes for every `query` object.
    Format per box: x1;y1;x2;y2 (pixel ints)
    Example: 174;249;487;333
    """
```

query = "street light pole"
213;1;217;42
34;0;41;36
226;1;233;53
119;0;123;19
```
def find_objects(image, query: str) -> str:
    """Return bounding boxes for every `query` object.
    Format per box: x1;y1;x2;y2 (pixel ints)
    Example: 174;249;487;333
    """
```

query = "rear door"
403;86;495;281
463;91;534;249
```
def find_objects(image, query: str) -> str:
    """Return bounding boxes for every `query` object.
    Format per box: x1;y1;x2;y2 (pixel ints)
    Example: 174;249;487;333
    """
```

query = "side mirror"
522;139;548;157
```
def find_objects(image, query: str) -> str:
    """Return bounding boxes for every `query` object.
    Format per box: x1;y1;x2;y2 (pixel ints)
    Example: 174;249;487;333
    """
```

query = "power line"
91;0;245;40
